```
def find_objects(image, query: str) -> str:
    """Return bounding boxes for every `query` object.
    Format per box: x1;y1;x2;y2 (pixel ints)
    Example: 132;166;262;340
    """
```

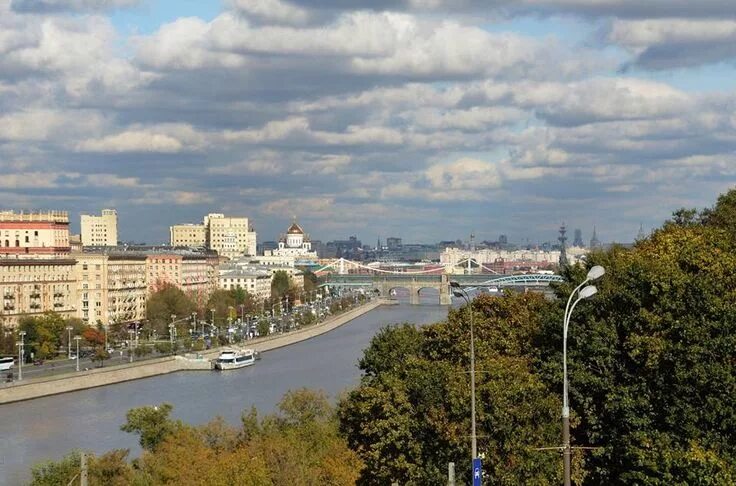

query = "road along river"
0;297;449;484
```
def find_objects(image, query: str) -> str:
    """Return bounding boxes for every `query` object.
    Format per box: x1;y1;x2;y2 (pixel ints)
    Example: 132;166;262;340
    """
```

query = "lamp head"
452;291;465;298
579;285;598;299
586;265;605;281
449;281;460;288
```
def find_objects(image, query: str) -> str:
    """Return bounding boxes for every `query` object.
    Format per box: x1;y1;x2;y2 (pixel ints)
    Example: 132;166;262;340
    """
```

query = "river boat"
0;357;14;371
214;348;258;370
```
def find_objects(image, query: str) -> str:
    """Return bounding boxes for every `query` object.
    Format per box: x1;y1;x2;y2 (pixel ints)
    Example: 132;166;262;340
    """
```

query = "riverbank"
0;299;393;405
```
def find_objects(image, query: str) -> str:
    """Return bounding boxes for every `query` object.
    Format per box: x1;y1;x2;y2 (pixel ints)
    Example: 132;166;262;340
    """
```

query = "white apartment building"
80;209;118;247
169;213;257;259
0;210;70;258
218;267;272;301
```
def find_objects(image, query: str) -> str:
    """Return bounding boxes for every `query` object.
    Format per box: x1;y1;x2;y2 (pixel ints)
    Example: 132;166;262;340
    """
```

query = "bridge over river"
324;272;564;305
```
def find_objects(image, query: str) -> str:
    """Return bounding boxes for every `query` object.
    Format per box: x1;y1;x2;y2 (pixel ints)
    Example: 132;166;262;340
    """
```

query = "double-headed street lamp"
562;265;604;486
16;330;26;381
450;281;478;469
74;335;82;372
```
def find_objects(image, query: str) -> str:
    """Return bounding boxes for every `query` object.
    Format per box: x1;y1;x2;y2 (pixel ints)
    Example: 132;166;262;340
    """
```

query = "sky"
1;0;735;245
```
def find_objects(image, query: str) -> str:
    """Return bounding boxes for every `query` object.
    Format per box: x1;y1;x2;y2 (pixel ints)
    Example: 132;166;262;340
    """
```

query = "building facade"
0;210;70;258
218;267;272;301
0;259;77;328
170;224;206;247
146;252;219;309
80;209;118;247
169;213;257;259
73;252;148;326
440;247;589;273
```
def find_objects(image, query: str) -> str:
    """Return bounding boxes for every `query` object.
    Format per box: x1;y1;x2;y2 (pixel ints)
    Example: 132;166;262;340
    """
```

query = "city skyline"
2;0;734;244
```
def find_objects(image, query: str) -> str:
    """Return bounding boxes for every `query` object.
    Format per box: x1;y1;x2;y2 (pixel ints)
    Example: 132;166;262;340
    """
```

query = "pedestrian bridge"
324;273;565;305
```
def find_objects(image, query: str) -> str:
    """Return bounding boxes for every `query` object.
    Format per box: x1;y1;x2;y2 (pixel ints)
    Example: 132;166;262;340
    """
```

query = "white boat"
214;348;258;370
0;357;14;371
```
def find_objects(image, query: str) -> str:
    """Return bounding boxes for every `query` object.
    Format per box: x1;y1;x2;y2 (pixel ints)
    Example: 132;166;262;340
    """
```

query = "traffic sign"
472;457;482;486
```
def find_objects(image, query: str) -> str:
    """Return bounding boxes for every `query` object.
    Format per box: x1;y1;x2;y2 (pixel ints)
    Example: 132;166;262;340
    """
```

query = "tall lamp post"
169;314;176;355
210;308;216;336
449;282;478;468
65;325;73;358
562;265;604;486
16;330;26;381
74;335;82;372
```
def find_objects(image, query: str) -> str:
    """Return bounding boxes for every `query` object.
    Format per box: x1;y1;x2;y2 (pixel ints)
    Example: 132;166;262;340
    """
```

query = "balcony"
53;291;64;297
30;292;41;299
3;304;14;311
3;294;14;300
29;303;41;310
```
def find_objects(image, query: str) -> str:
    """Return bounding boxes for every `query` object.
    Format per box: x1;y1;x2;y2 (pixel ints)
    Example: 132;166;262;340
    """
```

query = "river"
0;297;449;484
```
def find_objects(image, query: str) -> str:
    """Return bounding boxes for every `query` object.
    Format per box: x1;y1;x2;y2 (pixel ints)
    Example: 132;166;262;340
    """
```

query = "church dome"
287;222;304;235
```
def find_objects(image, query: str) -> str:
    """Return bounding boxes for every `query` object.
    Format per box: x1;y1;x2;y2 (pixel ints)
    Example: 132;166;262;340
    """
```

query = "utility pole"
80;451;88;486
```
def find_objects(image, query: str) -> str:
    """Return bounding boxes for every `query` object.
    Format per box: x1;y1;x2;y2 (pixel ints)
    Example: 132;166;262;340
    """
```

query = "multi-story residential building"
218;267;272;301
170;224;206;247
0;210;70;258
73;252;147;326
169;213;257;259
146;251;218;309
80;209;118;247
0;258;77;328
229;258;304;289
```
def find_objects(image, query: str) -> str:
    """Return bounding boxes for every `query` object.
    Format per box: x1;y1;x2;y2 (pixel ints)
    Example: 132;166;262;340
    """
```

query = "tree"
271;270;291;300
83;328;105;347
90;346;110;367
19;313;86;360
120;403;181;451
206;289;236;329
146;283;196;335
338;297;562;485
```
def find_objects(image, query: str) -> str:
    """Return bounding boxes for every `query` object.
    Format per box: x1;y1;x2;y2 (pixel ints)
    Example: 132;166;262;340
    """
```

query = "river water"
0;297;449;484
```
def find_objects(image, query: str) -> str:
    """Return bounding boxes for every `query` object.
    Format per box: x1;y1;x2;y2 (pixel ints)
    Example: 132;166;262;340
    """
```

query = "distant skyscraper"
499;234;508;246
590;226;601;249
558;224;568;266
573;228;584;247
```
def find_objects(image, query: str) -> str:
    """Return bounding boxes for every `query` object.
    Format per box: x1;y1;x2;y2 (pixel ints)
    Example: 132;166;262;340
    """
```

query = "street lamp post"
561;265;604;486
450;282;478;466
65;325;73;358
170;314;176;355
74;335;82;372
128;329;135;363
210;308;216;336
16;331;26;381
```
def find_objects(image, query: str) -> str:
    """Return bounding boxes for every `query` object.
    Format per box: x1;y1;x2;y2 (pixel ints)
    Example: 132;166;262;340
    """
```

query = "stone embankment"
0;299;393;405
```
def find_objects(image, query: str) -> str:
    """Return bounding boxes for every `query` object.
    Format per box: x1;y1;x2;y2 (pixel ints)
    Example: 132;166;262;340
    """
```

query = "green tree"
90;346;110;367
338;297;562;485
30;449;82;486
531;188;736;484
120;403;182;452
206;289;236;329
146;283;196;335
271;270;291;300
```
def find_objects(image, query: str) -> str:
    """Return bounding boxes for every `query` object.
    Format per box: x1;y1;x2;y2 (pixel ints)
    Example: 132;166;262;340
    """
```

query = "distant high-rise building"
170;213;257;259
81;209;118;247
558;224;568;266
499;234;508;246
590;226;601;249
573;228;584;247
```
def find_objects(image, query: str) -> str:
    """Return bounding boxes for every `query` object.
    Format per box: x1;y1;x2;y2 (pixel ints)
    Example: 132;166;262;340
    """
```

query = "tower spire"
558;223;568;266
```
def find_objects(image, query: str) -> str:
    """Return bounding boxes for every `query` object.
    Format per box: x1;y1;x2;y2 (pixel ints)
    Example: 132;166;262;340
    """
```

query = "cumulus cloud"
1;0;735;244
609;19;736;69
